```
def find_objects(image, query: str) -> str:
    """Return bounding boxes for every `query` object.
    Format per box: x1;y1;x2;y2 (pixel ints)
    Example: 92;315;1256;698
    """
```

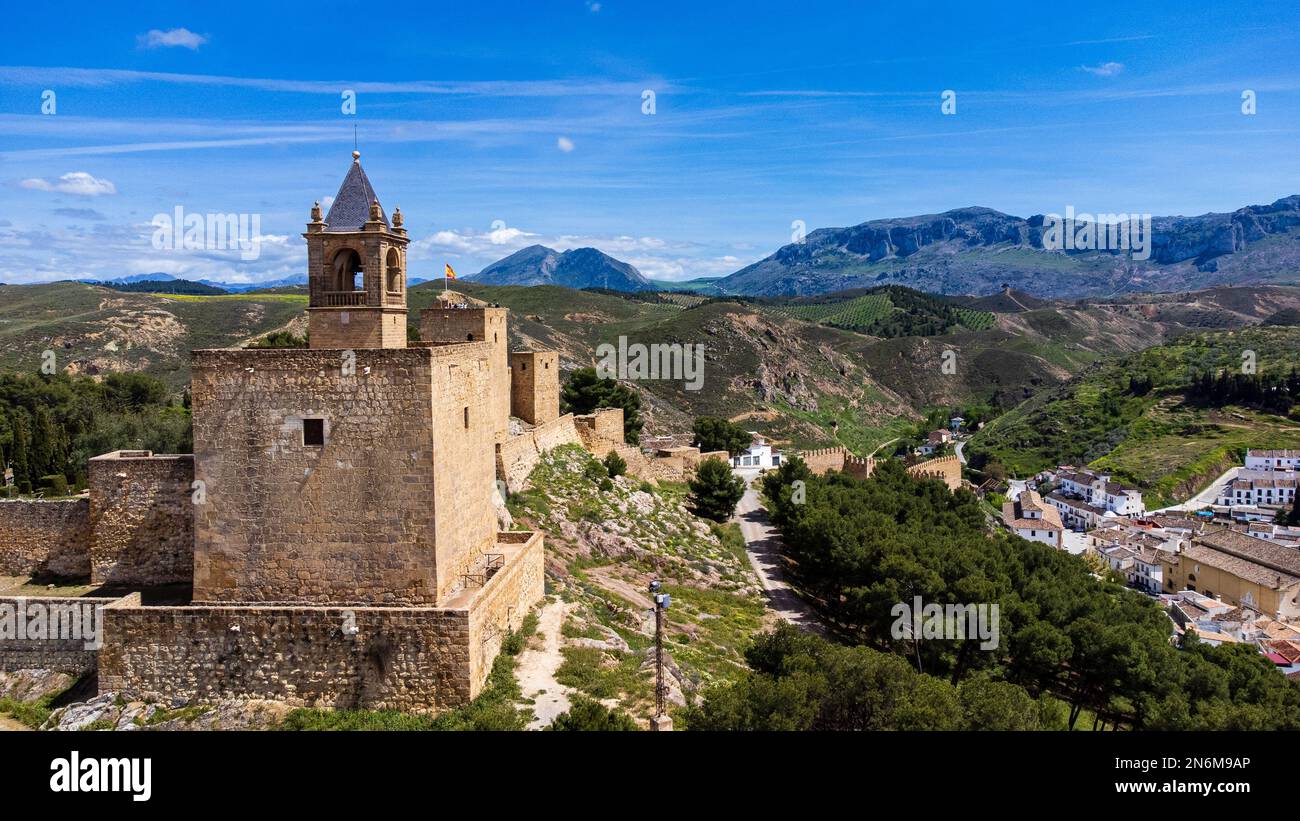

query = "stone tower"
305;151;409;349
509;350;559;425
420;306;510;442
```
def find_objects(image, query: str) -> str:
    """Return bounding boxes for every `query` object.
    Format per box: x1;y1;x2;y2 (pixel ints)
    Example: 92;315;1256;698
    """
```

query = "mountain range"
468;245;654;291
717;196;1300;298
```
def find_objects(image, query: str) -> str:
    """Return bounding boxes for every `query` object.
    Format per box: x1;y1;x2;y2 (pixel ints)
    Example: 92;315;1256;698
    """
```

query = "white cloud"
20;171;117;196
557;136;576;153
587;1;602;11
1080;62;1125;77
137;28;207;50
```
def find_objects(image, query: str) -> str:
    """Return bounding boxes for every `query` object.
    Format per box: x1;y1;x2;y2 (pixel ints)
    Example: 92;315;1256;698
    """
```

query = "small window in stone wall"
520;362;527;371
464;407;470;429
303;418;325;447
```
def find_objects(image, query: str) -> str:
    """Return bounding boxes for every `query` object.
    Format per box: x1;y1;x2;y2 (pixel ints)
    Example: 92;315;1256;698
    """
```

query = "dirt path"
515;599;577;730
0;716;31;731
733;484;823;635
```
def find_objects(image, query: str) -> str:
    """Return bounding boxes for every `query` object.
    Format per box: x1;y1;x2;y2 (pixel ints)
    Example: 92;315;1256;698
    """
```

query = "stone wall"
575;407;625;449
190;346;497;607
0;596;115;674
908;454;962;490
88;452;195;586
799;447;852;475
420;307;510;444
0;499;90;580
98;595;471;712
798;448;961;489
307;307;409;350
465;530;545;691
496;414;581;492
508;350;559;426
99;530;545;712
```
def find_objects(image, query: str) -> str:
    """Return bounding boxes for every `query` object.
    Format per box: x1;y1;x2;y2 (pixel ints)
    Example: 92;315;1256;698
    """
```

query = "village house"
1046;468;1144;529
1245;448;1300;471
1217;474;1297;508
731;432;782;470
1001;489;1064;548
1160;529;1300;621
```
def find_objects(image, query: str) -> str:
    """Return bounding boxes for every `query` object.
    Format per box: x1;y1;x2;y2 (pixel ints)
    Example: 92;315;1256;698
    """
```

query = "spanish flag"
444;263;457;280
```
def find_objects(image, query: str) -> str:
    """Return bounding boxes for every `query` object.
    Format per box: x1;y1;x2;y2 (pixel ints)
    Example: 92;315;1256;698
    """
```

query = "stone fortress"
0;153;638;713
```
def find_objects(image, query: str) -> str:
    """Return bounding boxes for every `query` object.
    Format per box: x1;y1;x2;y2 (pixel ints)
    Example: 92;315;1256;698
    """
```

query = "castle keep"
1;155;560;713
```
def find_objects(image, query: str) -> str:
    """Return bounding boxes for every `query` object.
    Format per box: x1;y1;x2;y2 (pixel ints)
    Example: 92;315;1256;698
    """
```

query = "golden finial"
352;149;361;162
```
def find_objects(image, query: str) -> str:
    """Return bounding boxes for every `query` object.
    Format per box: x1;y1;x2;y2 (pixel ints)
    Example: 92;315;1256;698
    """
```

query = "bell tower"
304;150;409;349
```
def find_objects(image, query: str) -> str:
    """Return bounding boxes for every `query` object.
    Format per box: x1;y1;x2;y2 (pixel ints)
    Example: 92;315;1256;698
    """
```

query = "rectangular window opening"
303;418;325;447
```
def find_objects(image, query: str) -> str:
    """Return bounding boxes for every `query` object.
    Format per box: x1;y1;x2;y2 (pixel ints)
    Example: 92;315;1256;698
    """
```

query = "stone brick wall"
466;530;544;692
508;350;559;425
0;499;90;580
428;345;502;601
575;407;625;448
495;414;581;492
0;596;115;674
190;347;495;607
88;452;194;586
308;307;408;350
800;447;852;475
798;447;960;488
99;530;544;712
420;307;510;443
908;454;962;490
99;594;472;712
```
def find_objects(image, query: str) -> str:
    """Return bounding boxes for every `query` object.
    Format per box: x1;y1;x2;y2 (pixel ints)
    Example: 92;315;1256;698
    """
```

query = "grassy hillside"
762;286;996;336
966;326;1300;505
0;282;306;390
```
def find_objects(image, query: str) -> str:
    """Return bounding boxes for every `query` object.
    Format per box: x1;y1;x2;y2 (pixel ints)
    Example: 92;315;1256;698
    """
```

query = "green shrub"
547;696;639;731
602;450;627;478
38;474;68;497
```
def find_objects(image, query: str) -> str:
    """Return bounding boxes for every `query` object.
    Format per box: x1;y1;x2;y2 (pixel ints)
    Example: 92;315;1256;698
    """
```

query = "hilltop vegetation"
762;286;995;337
506;446;763;720
0;371;189;493
693;457;1300;730
966;326;1300;502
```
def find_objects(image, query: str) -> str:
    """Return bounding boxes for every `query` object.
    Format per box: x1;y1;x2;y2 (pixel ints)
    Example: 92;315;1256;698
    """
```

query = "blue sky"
2;0;1299;284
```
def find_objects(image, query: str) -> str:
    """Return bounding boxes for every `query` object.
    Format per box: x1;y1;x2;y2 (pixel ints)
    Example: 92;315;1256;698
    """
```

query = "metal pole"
655;600;664;717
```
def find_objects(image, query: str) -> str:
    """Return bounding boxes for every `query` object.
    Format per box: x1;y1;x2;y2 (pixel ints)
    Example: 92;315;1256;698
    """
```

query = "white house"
731;433;782;470
1053;469;1144;525
1218;474;1296;508
1002;490;1064;548
1245;449;1300;471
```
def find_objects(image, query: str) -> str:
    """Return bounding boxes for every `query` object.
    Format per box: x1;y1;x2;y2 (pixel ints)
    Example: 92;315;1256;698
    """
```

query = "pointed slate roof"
324;155;389;231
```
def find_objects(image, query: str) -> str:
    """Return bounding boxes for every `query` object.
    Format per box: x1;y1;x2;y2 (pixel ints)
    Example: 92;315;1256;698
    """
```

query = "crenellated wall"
797;448;961;490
